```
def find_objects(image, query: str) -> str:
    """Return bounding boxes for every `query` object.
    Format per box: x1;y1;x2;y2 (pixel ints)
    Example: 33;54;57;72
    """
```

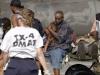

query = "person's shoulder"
34;18;41;23
30;27;39;32
30;28;40;35
63;20;68;24
9;27;23;32
60;21;68;27
33;18;42;25
63;21;71;26
4;28;14;36
48;21;56;26
50;21;56;24
7;27;16;32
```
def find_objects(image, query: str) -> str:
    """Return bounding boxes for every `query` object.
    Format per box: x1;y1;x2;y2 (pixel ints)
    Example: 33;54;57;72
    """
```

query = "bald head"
55;10;64;24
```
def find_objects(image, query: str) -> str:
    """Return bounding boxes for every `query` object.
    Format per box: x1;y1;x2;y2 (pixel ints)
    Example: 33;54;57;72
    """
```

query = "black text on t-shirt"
13;33;36;47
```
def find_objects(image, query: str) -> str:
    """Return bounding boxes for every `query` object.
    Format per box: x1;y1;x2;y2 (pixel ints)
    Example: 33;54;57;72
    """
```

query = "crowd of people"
0;0;99;75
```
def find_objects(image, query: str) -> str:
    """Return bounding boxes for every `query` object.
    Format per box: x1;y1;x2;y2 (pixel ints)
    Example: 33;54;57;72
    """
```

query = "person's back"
1;26;41;58
1;8;50;75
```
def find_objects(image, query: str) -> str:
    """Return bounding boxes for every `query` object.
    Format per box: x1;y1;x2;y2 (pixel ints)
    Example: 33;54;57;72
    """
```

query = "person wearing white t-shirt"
89;14;99;42
89;13;100;62
0;8;50;75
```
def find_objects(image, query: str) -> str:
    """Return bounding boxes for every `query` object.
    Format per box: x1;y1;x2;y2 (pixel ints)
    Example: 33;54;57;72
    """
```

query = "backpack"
74;36;98;60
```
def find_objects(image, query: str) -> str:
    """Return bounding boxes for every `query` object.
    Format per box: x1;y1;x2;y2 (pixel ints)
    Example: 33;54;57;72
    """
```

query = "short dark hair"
55;10;64;18
1;17;11;39
96;13;100;21
2;17;11;30
10;0;24;8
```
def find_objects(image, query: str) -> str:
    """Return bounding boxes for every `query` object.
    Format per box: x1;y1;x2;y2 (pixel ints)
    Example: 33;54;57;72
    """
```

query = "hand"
47;25;52;31
84;33;90;38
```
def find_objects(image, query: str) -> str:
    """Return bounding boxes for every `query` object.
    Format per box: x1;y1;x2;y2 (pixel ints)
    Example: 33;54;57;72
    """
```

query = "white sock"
38;69;42;75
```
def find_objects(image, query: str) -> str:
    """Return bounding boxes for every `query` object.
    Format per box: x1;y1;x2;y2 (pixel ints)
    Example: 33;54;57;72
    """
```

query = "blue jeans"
48;48;66;69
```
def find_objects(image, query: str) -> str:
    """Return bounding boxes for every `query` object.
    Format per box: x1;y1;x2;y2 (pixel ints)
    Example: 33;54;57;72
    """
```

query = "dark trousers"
4;57;38;75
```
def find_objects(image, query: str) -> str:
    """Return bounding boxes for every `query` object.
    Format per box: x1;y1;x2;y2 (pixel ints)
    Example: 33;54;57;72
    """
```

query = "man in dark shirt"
32;12;44;37
46;11;73;75
31;11;44;75
10;0;24;27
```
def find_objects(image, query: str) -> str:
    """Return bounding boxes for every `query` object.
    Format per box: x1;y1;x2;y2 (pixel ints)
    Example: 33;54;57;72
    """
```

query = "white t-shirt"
0;26;43;58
